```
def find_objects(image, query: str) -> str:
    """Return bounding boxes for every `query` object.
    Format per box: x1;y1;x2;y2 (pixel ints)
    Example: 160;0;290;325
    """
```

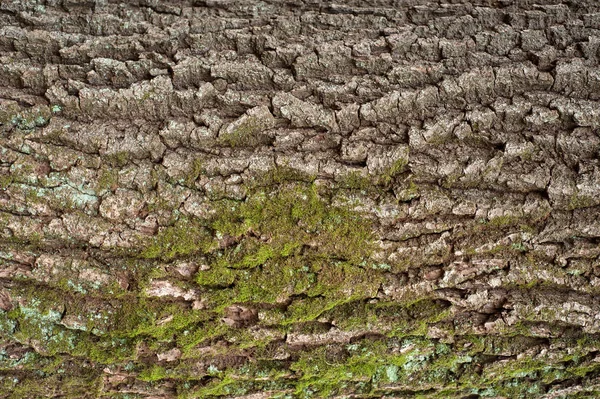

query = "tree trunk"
1;0;600;398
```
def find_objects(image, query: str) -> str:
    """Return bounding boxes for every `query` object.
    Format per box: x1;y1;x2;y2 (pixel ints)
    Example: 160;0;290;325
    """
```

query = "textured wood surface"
2;1;600;398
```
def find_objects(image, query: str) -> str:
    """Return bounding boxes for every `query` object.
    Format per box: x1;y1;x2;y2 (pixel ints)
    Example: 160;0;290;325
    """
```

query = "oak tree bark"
1;0;600;398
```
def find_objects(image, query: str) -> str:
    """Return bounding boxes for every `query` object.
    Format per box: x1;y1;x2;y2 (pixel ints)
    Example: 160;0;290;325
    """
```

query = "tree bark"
1;0;600;398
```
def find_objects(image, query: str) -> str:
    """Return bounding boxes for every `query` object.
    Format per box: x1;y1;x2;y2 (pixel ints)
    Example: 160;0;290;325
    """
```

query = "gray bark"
1;0;600;398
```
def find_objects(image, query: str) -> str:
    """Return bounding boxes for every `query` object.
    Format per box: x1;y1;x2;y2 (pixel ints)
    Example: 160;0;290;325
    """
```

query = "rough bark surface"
1;0;600;398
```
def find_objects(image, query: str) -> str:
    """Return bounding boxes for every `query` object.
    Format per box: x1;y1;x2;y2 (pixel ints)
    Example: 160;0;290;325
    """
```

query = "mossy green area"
3;234;600;399
140;179;378;321
218;117;273;147
0;148;597;398
3;315;600;399
211;183;373;264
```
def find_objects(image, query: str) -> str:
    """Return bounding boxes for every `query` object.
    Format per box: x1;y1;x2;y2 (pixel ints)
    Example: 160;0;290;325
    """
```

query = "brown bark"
1;1;600;398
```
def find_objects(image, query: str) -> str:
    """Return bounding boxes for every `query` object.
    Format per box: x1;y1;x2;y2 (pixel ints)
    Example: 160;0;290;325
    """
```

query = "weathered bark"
1;0;600;397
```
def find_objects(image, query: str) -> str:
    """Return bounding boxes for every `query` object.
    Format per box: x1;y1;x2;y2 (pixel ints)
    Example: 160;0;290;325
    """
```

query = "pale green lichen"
0;105;52;132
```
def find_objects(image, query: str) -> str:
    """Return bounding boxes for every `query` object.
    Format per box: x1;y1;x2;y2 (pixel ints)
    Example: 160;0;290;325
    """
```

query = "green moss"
8;304;77;356
0;174;13;190
280;333;600;397
196;264;237;288
378;157;408;186
233;242;275;269
484;358;548;382
139;365;167;382
96;168;119;193
396;179;420;201
176;321;229;353
74;336;137;365
285;296;348;324
1;279;205;356
248;166;316;188
3;371;102;399
110;297;210;342
141;217;214;261
187;181;378;319
105;151;131;168
187;374;251;397
13;156;590;397
487;214;522;228
336;171;373;191
213;182;374;264
184;158;205;187
289;337;458;397
568;191;597;210
139;87;157;102
219;119;271;147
